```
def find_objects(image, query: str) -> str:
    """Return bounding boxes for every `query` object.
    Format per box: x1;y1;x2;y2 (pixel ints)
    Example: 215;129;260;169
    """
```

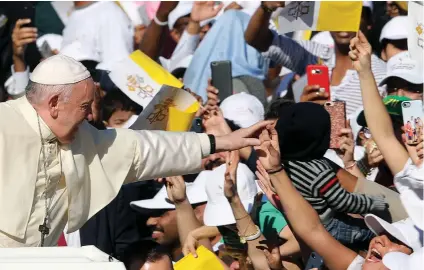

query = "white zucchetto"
30;54;91;85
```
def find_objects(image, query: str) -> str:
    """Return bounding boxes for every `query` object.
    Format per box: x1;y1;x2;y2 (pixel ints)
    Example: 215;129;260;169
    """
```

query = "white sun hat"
203;163;258;226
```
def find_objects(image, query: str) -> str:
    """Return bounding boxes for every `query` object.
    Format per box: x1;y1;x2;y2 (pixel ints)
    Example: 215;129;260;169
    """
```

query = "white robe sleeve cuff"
9;65;30;97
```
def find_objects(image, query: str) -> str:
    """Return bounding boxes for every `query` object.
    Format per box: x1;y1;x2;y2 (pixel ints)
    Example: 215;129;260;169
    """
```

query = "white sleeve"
167;30;200;71
127;131;211;182
8;65;30;97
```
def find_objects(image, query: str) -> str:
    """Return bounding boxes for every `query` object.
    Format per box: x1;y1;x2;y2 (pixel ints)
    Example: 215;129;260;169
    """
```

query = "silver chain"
36;114;63;246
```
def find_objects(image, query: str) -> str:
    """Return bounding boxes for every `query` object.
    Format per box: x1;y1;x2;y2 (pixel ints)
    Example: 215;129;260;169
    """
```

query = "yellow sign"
174;246;224;270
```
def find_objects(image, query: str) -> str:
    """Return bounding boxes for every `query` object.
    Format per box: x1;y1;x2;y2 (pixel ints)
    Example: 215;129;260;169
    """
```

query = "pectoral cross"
38;217;50;247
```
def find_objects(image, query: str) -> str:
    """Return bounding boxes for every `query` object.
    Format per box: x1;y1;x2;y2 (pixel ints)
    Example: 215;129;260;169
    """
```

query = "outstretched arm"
256;161;357;270
350;31;410;175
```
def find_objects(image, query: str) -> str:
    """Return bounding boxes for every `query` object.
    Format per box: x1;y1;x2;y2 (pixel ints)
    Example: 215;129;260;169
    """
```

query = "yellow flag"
278;1;362;33
174;246;224;270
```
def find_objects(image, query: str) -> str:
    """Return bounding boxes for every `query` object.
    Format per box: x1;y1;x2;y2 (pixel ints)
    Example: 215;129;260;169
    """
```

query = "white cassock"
0;96;211;247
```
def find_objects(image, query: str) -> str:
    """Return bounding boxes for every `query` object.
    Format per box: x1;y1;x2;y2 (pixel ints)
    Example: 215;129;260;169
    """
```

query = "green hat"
357;95;411;127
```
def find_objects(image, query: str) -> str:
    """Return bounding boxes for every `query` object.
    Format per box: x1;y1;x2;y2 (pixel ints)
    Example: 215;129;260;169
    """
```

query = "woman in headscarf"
275;102;387;249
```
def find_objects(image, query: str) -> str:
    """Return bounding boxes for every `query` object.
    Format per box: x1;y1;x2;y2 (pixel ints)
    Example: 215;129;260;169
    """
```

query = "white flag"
408;1;424;71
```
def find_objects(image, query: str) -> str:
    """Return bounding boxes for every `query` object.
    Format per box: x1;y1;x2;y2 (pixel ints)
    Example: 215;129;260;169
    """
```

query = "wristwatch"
208;134;216;154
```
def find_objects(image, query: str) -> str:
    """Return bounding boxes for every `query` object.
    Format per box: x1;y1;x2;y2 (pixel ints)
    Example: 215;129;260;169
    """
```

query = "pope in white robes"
0;55;268;247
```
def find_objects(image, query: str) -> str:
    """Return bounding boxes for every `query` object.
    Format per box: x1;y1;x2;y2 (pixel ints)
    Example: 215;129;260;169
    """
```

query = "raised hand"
349;30;372;73
191;1;224;22
254;125;281;171
215;120;275;152
256;161;282;210
165;176;187;204
300;84;329;105
337;120;355;167
264;246;284;270
224;150;240;200
364;140;384;168
12;19;37;59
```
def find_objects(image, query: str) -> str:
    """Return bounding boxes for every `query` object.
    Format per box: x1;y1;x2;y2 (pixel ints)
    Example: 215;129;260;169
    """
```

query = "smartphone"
307;65;330;99
324;101;346;149
20;4;36;27
305;252;324;270
402;100;423;145
211;60;233;102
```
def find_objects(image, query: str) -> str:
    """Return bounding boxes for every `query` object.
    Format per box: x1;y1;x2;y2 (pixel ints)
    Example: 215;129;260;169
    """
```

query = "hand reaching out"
256;161;282;210
165;176;187;204
191;1;224;22
349;30;372;73
337;120;355;167
254;125;281;171
264;246;284;270
224;150;240;200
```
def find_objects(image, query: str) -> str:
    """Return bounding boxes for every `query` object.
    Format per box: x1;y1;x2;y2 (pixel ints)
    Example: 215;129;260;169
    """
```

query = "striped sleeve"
312;169;373;214
262;30;320;75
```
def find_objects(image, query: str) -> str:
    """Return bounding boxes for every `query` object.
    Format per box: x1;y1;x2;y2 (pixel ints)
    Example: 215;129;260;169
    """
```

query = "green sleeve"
257;201;288;240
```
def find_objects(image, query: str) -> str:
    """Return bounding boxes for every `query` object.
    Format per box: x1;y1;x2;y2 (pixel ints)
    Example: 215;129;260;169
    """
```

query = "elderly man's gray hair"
26;81;74;105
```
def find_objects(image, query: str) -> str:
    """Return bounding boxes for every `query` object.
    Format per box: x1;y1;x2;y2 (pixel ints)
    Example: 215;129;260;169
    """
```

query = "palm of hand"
166;184;186;204
256;141;281;171
191;2;221;22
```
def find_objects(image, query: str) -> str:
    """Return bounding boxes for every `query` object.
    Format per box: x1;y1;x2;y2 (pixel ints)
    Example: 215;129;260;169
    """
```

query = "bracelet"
260;2;274;13
239;225;261;244
153;14;168;26
235;213;250;220
267;165;285;174
208;134;216;154
345;161;357;170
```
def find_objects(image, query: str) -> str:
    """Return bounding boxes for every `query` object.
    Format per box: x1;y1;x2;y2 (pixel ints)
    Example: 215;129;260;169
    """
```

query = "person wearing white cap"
219;92;265;129
379;51;423;100
160;1;223;74
130;174;210;262
350;28;424;231
0;54;271;247
379;16;409;61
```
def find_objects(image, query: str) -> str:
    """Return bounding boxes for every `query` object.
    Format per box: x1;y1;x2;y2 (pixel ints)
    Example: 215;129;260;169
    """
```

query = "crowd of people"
0;1;423;270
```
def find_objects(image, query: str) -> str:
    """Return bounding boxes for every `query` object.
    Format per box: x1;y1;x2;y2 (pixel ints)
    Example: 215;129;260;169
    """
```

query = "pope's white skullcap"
30;54;91;85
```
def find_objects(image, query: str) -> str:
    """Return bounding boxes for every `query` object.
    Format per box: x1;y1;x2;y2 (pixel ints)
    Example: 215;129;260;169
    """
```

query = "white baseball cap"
379;16;409;42
203;163;258;226
379;52;424;86
220;92;264;128
130;172;208;211
382;248;424;270
365;214;422;252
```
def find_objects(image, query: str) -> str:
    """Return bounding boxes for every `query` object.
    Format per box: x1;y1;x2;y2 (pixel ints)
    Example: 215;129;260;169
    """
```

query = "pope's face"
55;79;95;144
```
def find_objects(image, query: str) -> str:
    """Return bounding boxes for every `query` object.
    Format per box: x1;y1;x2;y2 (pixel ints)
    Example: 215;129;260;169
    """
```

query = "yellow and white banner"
408;1;424;71
129;85;199;132
109;50;183;109
278;1;362;34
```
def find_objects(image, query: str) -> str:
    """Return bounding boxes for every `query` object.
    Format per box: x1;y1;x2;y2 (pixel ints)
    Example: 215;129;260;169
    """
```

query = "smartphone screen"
211;60;233;102
402;100;423;145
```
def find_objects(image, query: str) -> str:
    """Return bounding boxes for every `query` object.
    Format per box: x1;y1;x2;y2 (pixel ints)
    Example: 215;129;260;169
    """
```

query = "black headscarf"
275;102;331;161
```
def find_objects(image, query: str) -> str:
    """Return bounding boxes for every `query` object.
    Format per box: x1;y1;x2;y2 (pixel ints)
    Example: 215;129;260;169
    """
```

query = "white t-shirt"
394;159;424;230
347;255;365;270
61;2;133;71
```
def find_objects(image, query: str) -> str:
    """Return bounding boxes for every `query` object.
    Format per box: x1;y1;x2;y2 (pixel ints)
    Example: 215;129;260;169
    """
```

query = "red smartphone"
307;65;330;99
324;101;346;149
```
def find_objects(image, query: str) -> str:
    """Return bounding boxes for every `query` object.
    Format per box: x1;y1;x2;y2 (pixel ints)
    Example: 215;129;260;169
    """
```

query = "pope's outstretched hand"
214;120;274;152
